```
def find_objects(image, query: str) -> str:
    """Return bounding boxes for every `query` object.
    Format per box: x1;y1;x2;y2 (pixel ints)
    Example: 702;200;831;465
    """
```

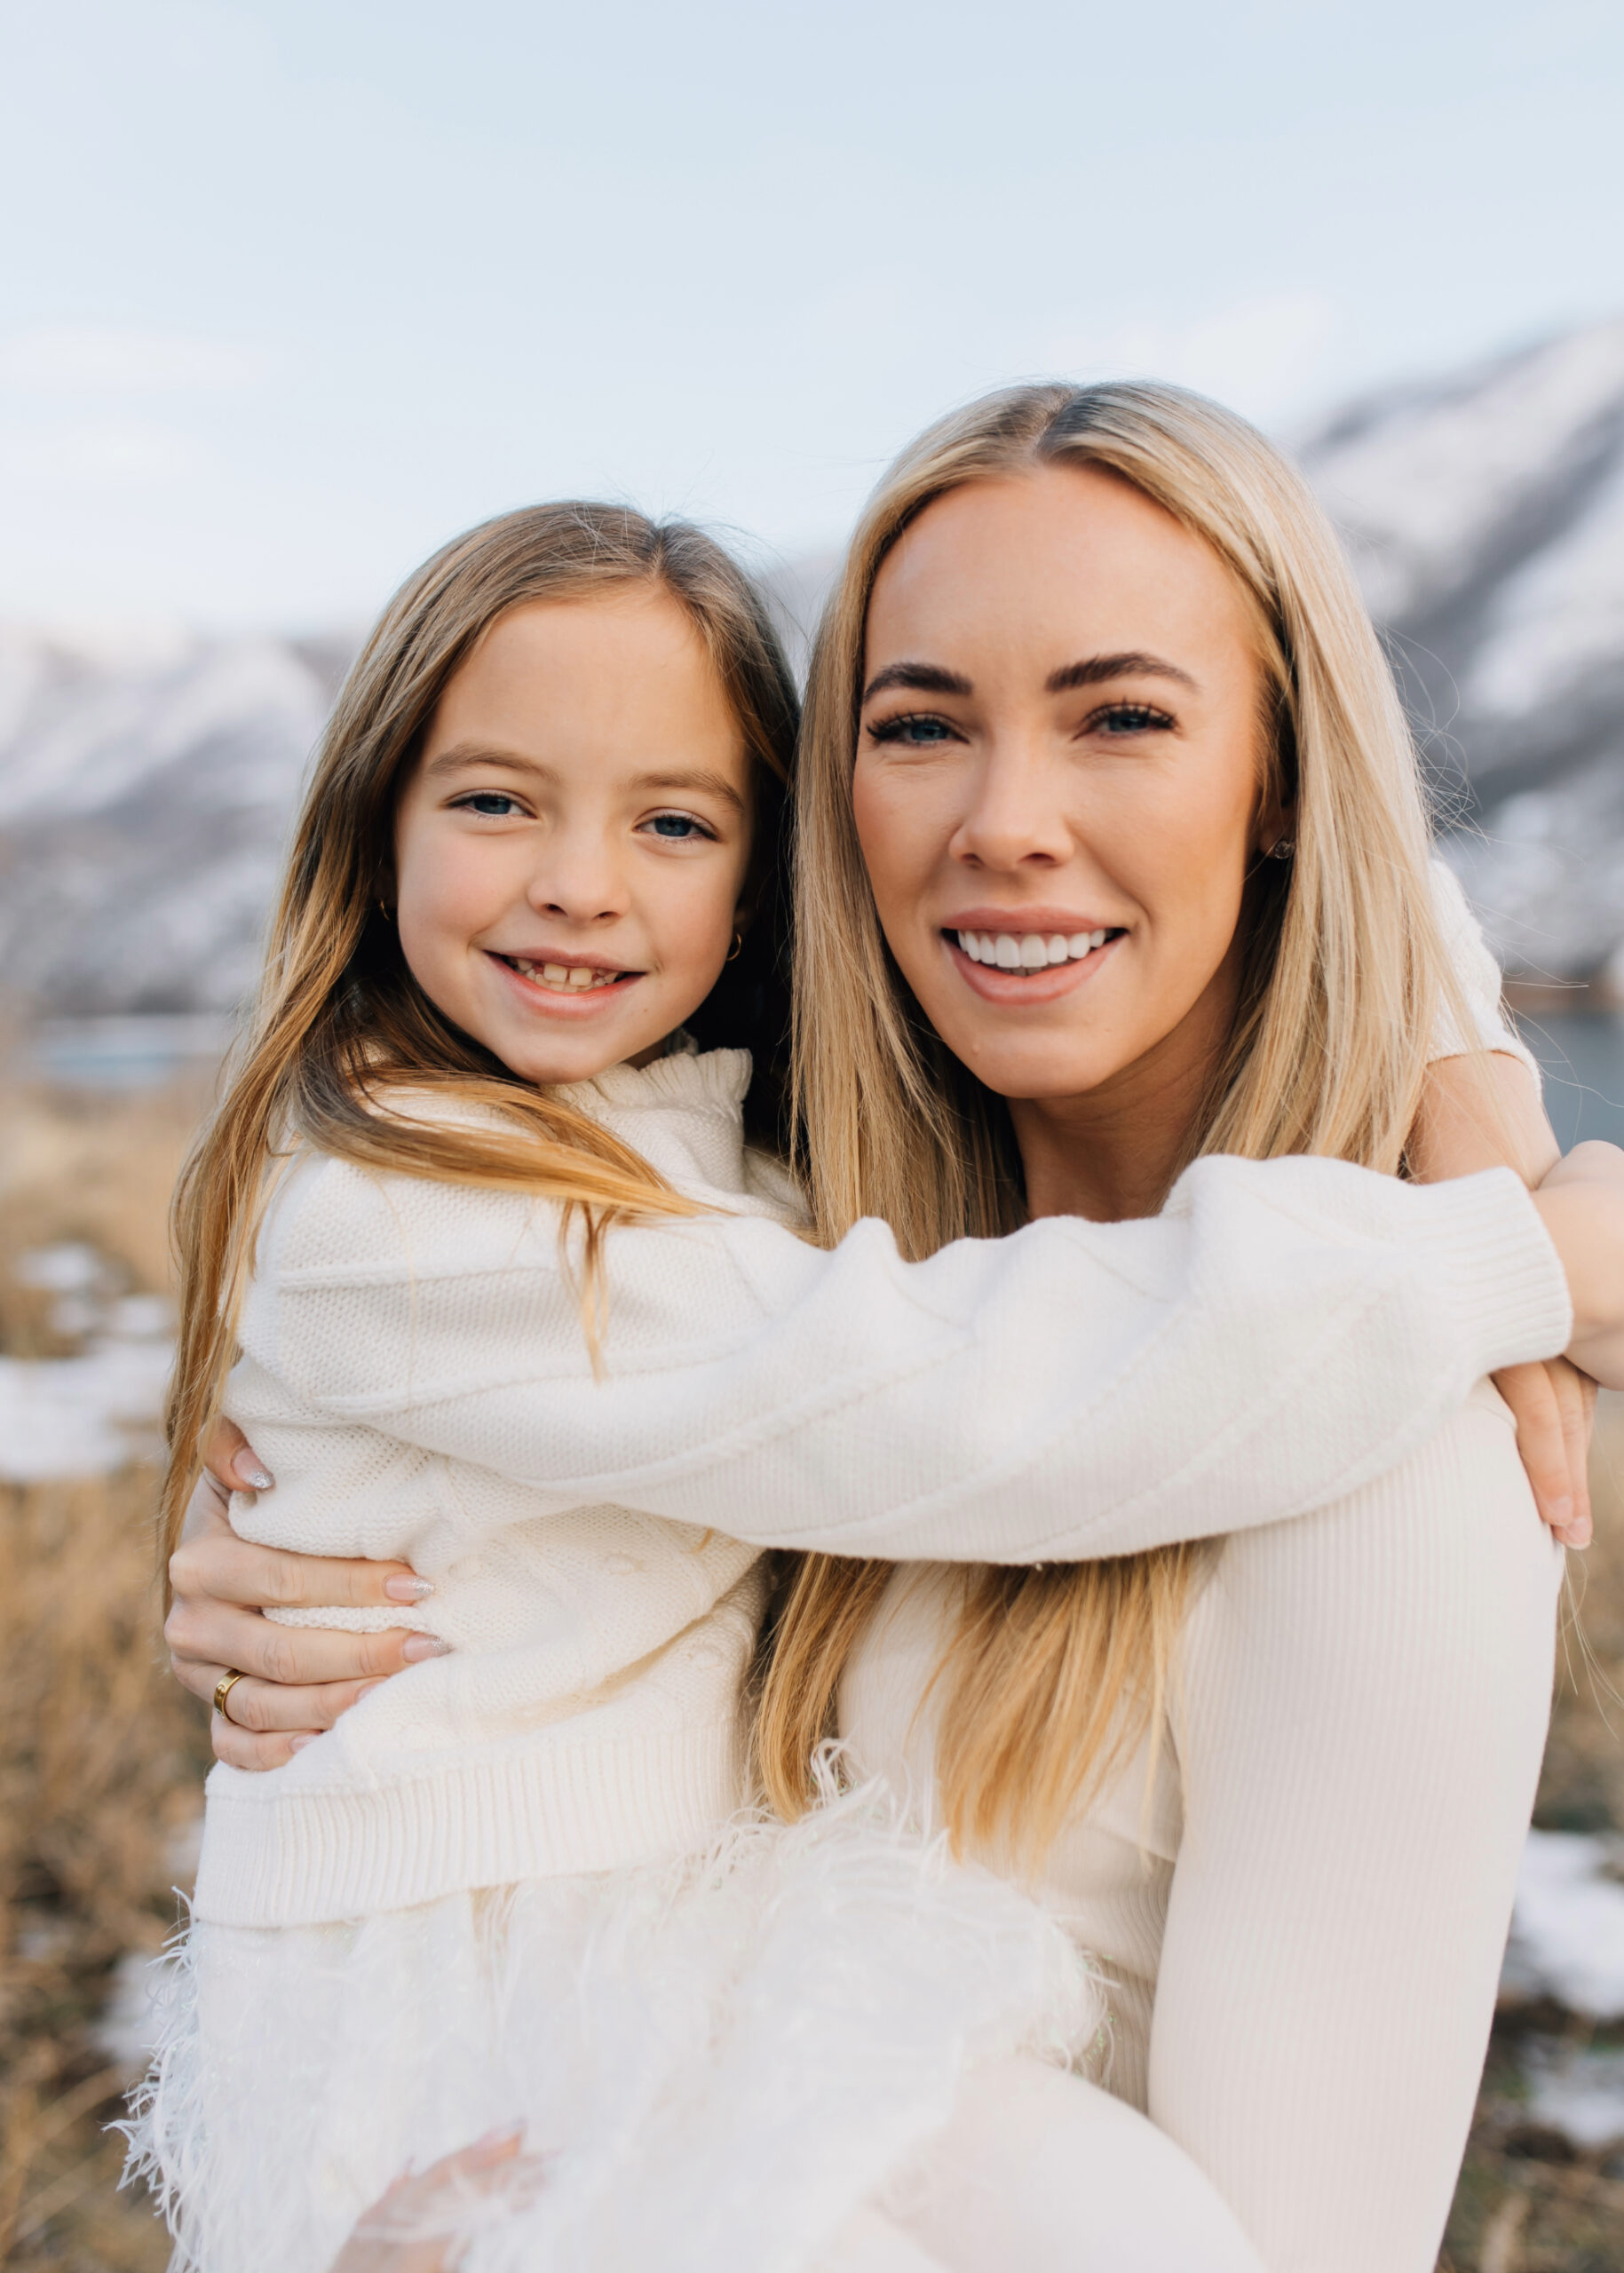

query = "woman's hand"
1410;1051;1598;1545
166;1420;443;1770
1533;1141;1624;1392
328;2129;541;2273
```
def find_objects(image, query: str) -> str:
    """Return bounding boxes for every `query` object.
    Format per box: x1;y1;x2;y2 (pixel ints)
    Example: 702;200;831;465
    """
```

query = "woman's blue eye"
645;812;709;839
1093;703;1173;735
458;792;522;817
868;713;957;746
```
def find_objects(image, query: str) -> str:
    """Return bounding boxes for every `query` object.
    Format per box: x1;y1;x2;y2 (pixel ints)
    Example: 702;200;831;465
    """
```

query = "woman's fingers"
327;2129;542;2273
202;1414;274;1493
166;1595;440;1691
1493;1358;1594;1547
211;1716;323;1771
169;1522;432;1617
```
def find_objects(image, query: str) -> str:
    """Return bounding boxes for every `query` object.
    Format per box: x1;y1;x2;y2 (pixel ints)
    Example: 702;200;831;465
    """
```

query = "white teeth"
512;957;620;991
955;926;1117;971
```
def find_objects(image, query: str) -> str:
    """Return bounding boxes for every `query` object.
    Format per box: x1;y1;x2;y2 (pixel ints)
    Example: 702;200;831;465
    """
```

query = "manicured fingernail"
238;1464;273;1491
384;1574;434;1604
1548;1496;1573;1525
289;1733;316;1752
401;1635;451;1662
1570;1517;1592;1549
356;1679;386;1698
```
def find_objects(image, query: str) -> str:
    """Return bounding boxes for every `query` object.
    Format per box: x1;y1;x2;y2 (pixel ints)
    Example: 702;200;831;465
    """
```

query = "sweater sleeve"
1428;855;1540;1078
253;1152;1571;1566
1148;1387;1560;2270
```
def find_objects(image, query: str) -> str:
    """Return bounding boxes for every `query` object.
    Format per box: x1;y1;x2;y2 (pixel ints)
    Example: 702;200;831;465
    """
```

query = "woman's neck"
1009;957;1241;1224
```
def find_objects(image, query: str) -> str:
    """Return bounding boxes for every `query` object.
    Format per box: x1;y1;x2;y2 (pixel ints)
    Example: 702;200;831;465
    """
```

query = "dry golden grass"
0;1068;1620;2270
0;1074;212;2269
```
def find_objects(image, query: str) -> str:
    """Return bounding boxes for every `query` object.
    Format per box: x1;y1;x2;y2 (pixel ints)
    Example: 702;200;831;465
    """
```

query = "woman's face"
853;464;1280;1108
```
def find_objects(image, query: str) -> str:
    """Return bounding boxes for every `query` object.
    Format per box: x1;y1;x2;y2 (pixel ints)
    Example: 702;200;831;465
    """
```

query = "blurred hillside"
3;321;1624;1022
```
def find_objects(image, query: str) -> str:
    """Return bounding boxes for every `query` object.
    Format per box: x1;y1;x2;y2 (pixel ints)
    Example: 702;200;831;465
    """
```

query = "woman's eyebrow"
861;661;974;702
1046;652;1199;693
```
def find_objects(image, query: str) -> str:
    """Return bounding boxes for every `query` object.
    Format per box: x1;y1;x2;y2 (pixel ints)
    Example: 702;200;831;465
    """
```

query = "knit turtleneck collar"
545;1039;752;1127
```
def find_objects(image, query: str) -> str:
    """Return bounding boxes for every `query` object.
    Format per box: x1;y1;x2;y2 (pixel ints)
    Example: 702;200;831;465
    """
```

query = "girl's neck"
1010;955;1241;1225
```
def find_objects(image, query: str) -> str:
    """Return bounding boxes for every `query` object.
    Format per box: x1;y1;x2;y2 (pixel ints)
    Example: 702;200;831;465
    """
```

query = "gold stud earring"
725;929;744;962
1267;838;1295;862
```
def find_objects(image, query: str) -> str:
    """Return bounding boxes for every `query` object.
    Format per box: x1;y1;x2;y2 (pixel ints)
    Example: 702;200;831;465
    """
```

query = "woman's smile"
942;918;1127;1003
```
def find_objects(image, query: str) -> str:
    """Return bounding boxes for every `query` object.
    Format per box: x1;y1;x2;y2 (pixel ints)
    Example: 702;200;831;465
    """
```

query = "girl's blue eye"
457;791;523;817
644;812;711;839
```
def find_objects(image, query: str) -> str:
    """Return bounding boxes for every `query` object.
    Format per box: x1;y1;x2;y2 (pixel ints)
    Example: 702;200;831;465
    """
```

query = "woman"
167;383;1624;2269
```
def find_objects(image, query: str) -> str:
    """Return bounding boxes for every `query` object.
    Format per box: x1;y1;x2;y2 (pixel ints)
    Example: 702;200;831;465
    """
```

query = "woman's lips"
943;928;1122;1002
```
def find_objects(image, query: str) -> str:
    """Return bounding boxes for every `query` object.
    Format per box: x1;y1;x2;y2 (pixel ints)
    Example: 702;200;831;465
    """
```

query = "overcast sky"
3;0;1622;631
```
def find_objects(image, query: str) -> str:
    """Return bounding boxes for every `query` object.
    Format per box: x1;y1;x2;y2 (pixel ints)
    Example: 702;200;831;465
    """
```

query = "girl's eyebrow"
632;767;746;812
423;742;539;778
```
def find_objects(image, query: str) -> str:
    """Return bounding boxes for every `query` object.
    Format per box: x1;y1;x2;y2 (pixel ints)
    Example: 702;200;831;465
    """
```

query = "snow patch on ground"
1502;1830;1624;2021
0;1241;174;1482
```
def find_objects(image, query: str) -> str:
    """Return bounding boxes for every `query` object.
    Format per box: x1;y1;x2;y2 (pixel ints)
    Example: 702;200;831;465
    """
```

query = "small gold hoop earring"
377;899;394;921
725;930;744;962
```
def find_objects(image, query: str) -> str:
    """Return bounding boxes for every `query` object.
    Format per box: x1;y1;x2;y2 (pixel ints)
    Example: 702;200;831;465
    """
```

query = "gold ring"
213;1669;249;1723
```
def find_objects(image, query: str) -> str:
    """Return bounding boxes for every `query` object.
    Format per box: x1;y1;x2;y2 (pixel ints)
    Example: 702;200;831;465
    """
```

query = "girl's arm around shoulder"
249;1141;1573;1567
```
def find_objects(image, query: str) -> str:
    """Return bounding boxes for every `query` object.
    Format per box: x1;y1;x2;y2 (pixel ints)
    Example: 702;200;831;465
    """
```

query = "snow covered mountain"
1300;315;1624;986
2;319;1622;1018
0;626;348;1015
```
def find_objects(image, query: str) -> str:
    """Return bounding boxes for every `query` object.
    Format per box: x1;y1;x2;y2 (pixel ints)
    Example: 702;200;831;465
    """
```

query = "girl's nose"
527;825;628;923
948;740;1073;872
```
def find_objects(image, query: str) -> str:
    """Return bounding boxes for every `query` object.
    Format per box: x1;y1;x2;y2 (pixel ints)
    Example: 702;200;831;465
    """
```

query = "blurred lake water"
14;1009;1624;1141
1516;1011;1624;1150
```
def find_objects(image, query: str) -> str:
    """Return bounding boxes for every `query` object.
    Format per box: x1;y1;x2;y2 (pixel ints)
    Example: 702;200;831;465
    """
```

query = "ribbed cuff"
194;1719;747;1928
1412;1166;1573;1378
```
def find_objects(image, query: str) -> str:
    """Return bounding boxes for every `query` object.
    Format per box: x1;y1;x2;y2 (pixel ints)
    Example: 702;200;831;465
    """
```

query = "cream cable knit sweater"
199;868;1565;1932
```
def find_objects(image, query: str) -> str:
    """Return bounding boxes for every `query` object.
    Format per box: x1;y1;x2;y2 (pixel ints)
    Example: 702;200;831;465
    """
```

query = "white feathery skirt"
123;1770;1102;2273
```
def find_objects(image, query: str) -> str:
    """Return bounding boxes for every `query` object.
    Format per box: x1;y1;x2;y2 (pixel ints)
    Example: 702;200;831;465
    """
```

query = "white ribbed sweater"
840;1379;1561;2273
198;1034;1568;1931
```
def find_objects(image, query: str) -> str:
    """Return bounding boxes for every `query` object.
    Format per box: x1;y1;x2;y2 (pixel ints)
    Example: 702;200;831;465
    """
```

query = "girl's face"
394;586;753;1086
853;465;1280;1110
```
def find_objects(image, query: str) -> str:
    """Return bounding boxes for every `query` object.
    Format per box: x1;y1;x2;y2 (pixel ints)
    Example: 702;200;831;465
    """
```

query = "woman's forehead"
864;468;1258;690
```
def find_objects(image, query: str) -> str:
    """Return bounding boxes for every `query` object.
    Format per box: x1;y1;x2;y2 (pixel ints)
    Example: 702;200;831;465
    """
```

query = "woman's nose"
948;741;1074;872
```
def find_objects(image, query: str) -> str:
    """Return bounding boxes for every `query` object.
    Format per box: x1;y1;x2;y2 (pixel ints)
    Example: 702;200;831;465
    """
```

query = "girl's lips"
944;931;1121;1003
488;951;644;1018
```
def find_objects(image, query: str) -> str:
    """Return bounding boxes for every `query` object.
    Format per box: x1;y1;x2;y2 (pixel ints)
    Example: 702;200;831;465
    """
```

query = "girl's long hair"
162;502;798;1585
757;380;1486;1868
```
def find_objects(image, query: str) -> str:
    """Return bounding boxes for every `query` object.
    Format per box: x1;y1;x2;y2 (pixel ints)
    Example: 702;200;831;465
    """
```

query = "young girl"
134;497;1605;2273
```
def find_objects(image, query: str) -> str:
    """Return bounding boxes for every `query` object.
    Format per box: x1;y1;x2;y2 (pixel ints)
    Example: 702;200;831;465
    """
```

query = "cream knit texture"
196;882;1568;1933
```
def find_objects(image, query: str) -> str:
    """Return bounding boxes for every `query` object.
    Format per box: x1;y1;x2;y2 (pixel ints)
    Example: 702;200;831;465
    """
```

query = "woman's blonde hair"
757;380;1482;1867
162;501;798;1586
